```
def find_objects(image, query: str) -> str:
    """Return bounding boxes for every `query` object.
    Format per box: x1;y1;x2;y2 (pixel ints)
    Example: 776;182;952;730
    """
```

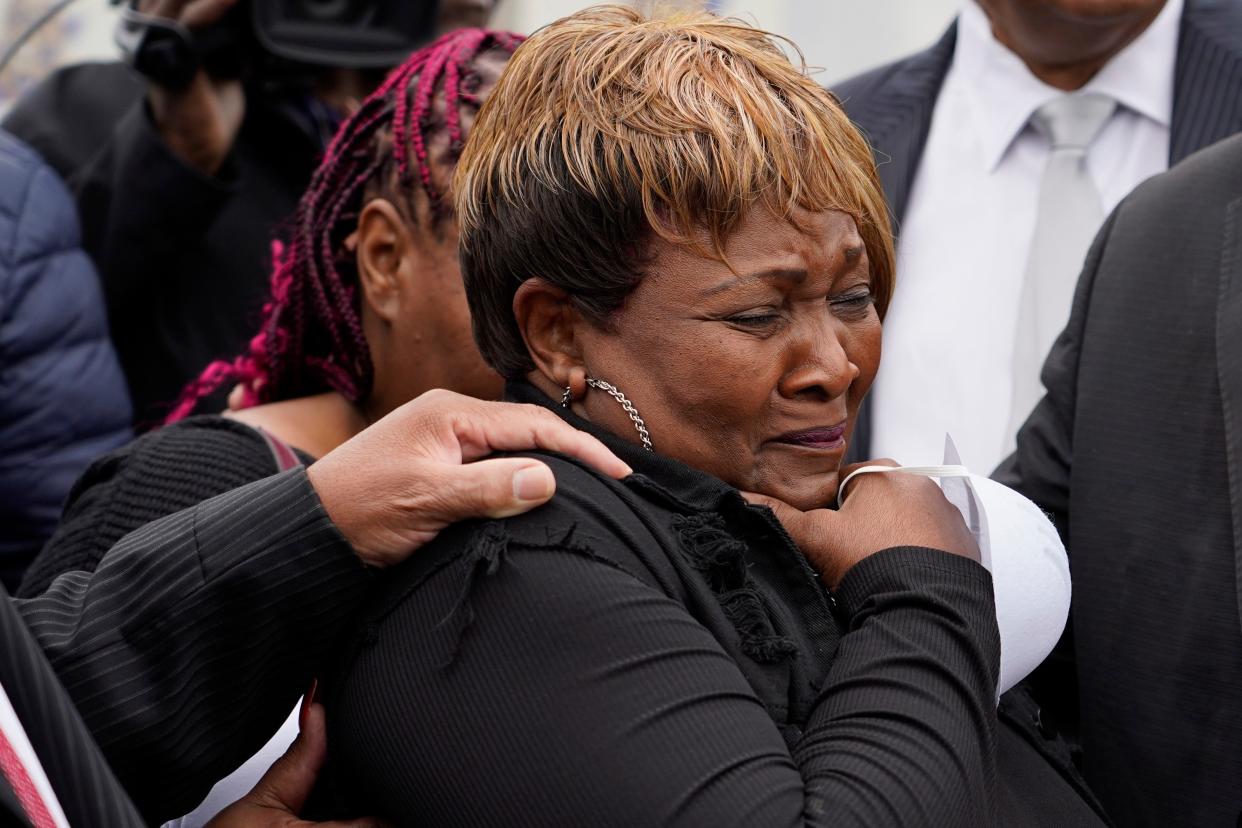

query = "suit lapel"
1171;0;1242;164
1214;197;1242;636
0;588;143;827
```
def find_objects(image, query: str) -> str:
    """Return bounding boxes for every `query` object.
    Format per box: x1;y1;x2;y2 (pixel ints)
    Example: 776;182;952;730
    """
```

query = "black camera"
116;0;441;89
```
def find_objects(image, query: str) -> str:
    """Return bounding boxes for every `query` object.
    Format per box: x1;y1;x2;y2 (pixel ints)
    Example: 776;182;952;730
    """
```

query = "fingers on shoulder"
414;393;554;439
404;392;628;476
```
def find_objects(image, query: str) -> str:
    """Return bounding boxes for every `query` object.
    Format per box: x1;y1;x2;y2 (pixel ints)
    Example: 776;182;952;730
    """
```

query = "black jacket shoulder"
18;416;294;596
830;25;957;125
1118;132;1242;222
2;62;143;178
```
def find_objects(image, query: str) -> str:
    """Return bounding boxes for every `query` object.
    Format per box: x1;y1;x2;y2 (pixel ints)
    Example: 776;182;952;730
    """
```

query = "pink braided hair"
167;28;524;422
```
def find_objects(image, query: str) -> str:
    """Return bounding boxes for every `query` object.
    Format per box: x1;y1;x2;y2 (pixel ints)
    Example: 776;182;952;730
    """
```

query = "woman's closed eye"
829;286;874;319
725;309;784;331
721;287;872;330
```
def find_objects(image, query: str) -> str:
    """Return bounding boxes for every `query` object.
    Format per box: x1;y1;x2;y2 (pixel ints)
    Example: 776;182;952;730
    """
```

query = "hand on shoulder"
307;390;631;569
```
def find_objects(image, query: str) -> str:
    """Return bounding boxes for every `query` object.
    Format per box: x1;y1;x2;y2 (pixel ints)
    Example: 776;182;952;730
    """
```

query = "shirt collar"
1088;0;1180;127
953;0;1181;172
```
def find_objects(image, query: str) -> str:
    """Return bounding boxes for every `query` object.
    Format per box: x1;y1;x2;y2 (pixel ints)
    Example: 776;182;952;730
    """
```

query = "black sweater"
310;383;1039;826
18;416;313;597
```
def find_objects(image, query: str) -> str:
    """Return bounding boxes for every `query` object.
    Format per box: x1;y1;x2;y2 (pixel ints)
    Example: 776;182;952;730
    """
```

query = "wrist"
306;456;417;570
835;546;992;619
305;460;365;563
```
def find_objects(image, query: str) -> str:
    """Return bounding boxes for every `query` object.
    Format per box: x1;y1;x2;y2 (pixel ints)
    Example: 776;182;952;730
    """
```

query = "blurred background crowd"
0;0;962;114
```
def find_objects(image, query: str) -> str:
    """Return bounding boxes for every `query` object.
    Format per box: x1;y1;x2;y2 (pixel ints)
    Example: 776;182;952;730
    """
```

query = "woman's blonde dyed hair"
455;5;894;378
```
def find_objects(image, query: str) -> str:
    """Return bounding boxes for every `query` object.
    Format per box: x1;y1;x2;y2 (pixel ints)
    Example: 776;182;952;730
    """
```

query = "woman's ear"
513;278;587;390
354;198;415;324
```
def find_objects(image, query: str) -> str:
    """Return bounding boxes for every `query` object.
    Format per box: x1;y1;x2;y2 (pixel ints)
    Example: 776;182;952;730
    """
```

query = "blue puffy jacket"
0;130;131;589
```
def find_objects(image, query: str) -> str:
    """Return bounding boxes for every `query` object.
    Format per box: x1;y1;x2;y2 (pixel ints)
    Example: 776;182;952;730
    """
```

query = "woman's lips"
774;424;847;450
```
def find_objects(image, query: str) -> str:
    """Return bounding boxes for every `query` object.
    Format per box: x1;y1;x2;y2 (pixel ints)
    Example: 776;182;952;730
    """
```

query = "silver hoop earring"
585;378;652;452
560;386;572;407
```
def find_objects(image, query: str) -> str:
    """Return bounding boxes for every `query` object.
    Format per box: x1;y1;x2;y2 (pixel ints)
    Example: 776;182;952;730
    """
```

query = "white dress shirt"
870;0;1181;472
0;679;71;828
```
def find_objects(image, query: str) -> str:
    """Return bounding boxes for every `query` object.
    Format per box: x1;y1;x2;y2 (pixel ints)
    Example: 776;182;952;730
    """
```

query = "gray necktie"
1008;92;1117;441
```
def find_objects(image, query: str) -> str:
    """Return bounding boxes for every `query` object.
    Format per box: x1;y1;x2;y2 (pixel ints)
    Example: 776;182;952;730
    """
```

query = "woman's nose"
776;323;860;402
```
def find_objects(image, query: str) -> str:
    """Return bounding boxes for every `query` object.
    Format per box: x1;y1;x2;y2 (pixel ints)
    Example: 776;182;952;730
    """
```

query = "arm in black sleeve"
18;417;283;597
992;195;1122;742
330;539;998;827
14;468;369;823
992;207;1121;537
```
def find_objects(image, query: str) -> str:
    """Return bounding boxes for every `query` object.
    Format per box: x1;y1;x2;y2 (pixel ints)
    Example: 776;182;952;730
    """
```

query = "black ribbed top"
312;381;1004;826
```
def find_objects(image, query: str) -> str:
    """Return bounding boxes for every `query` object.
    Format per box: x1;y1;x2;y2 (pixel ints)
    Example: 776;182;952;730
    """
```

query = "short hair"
455;5;895;379
167;28;524;422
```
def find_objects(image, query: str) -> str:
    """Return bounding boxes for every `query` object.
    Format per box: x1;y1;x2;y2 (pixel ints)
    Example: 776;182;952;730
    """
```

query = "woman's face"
572;208;881;511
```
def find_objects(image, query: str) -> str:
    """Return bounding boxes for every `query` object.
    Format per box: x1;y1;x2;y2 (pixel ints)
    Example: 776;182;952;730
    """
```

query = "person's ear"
354;198;415;324
513;278;587;392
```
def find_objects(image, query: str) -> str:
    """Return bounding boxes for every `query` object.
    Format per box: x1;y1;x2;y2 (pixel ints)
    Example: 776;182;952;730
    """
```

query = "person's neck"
986;6;1166;91
227;391;370;459
1006;50;1113;92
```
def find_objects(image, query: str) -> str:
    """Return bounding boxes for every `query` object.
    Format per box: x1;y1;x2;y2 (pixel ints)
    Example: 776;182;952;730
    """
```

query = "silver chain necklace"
561;378;653;452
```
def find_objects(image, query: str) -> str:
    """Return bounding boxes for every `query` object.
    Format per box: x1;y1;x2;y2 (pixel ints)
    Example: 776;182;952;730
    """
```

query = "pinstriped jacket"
0;470;369;826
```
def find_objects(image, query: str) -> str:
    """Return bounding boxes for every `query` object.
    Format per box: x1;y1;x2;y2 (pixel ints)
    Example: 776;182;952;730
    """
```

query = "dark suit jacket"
995;133;1242;827
833;0;1242;461
0;469;369;825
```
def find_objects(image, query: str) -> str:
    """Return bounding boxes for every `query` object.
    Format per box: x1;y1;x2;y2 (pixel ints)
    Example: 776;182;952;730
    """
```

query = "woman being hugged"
316;7;1102;826
19;27;523;597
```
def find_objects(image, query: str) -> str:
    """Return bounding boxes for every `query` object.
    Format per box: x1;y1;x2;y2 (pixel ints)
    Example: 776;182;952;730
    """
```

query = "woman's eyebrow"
700;267;807;298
